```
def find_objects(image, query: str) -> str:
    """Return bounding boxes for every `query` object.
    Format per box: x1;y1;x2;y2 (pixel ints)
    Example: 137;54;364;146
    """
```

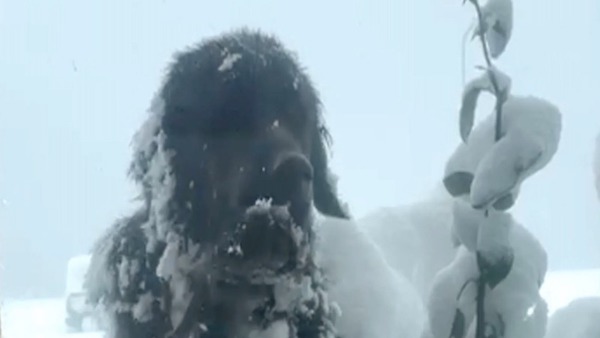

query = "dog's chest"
203;284;291;338
247;320;290;338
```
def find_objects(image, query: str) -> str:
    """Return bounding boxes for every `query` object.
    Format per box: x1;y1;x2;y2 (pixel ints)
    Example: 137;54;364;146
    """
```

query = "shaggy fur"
86;28;349;338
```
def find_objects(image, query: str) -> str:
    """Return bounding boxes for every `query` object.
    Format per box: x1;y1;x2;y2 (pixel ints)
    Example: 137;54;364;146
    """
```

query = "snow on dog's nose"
239;150;314;226
269;152;314;225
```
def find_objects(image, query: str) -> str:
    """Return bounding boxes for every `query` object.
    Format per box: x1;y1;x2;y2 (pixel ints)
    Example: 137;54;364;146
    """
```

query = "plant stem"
475;277;486;338
468;0;504;142
466;1;506;337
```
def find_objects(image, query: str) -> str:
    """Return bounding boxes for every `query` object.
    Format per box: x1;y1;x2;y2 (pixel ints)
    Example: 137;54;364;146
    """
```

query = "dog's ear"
310;126;349;219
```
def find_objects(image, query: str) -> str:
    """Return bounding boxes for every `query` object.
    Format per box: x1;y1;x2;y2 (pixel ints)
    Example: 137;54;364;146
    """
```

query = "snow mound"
546;297;600;338
316;214;426;338
541;269;600;315
66;254;92;295
357;184;457;300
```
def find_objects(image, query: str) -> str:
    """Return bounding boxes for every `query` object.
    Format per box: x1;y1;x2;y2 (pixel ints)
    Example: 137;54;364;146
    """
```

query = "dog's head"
129;29;347;273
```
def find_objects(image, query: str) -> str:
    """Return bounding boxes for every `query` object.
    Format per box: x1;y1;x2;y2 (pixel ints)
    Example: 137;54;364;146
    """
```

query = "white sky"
0;0;599;296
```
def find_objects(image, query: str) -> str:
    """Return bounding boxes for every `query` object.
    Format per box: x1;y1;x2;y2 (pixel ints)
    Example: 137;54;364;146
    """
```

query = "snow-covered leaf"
472;0;514;59
459;75;489;143
426;248;478;338
490;191;515;211
444;140;477;197
444;171;474;197
476;220;549;338
475;211;512;278
451;197;482;251
470;96;561;210
470;133;541;209
459;66;511;142
485;291;548;338
477;249;514;290
482;65;512;96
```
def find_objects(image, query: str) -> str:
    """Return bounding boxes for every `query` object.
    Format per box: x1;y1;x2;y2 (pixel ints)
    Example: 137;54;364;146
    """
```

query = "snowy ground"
1;269;598;338
1;298;103;338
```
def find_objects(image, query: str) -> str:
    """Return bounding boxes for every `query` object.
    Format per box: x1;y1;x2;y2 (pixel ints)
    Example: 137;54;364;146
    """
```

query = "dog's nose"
271;152;313;183
269;152;313;206
237;151;314;224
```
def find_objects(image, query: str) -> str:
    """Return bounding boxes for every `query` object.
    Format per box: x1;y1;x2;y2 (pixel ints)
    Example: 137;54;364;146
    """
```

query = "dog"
86;28;349;338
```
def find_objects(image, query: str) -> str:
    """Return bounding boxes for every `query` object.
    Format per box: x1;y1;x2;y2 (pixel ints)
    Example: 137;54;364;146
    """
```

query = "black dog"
86;28;349;338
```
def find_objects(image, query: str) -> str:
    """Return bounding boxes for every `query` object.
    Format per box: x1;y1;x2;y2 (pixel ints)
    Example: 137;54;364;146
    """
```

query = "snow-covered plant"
424;0;563;337
425;199;551;338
